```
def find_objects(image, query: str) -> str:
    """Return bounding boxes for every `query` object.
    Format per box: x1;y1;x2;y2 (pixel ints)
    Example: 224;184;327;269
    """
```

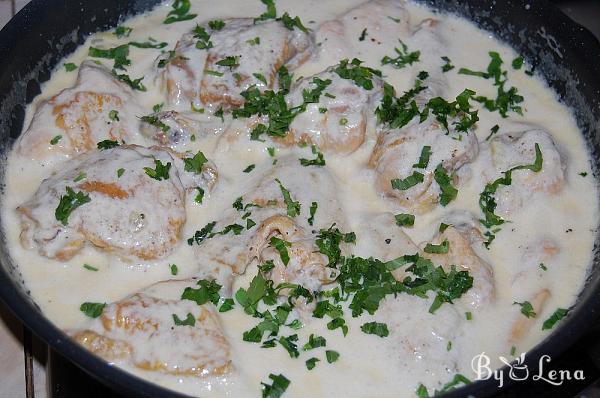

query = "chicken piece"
374;294;464;392
315;0;411;66
17;145;187;261
190;156;348;293
282;65;385;154
18;61;146;162
71;280;232;378
140;110;226;148
509;288;551;344
352;212;420;281
253;215;336;292
162;19;313;113
489;129;565;215
369;118;479;214
422;224;494;309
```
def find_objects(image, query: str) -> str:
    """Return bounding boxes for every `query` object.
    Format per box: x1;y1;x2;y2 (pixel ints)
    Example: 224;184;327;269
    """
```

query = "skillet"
0;0;598;396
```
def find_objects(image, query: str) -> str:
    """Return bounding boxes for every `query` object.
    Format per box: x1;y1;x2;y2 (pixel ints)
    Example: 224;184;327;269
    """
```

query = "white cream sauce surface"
1;0;598;397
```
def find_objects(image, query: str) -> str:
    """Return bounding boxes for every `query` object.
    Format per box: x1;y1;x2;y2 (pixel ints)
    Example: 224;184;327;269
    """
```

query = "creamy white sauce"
1;0;598;397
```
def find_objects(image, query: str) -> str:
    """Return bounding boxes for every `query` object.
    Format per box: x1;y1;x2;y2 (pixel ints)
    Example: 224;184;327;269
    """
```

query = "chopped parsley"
117;168;125;178
261;373;290;398
187;221;217;245
361;321;389;337
55;187;91;225
163;0;197;24
539;263;548;271
64;63;77;72
113;71;146;91
485;124;500;141
275;179;301;217
424;240;450;254
80;302;106;318
542;308;568;330
512;56;524;70
143;159;171;181
140;115;169;132
412;146;432;169
243;164;256;173
183;150;208;173
108;110;119;121
514;300;536;318
479;143;543;246
299;145;325;167
269;236;292;266
278;12;309;33
441;56;454;72
308;201;318;226
73;172;86;183
88;45;130;70
216;56;240;69
219;298;235;312
50;135;62;145
181;279;221;306
247;37;261;45
381;40;420;69
114;26;132;38
325;350;340;363
97;139;120;150
170;263;178;276
172;313;196;326
333;58;382;90
391;171;424;190
83;264;98;272
208;19;225;30
129;40;168;49
394;213;415;227
305;357;319;370
434;164;458;206
458;51;524;117
255;0;277;23
359;28;368;41
303;334;327;350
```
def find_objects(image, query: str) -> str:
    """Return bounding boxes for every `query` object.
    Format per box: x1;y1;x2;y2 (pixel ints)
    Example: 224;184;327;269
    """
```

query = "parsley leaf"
88;45;130;70
55;187;91;225
163;0;197;24
261;373;290;398
97;140;120;150
361;321;389;337
434;164;458;206
80;302;106;318
391;171;424;190
542;308;568;330
381;40;420;69
275;178;301;217
395;213;415;227
299;145;325;167
143;159;171;181
183;150;208;173
270;237;292;266
514;301;536;318
181;279;221;306
172;313;196;326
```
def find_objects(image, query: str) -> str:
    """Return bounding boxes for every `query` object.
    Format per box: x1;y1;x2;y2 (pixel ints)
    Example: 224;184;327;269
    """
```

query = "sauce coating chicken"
488;128;565;215
162;18;313;113
17;145;187;261
315;0;411;66
71;280;232;378
190;156;348;294
282;65;384;154
18;62;146;162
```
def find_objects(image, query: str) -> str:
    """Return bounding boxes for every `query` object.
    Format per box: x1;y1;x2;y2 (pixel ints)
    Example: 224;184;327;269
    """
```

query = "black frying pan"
0;1;598;397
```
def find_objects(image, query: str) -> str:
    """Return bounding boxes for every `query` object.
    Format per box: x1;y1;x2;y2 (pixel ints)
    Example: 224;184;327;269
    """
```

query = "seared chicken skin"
162;18;313;113
71;280;232;378
18;62;146;162
17;145;190;261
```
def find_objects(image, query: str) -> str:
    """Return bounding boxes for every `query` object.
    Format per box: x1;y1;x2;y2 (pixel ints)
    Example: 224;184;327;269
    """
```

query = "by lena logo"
471;352;585;388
